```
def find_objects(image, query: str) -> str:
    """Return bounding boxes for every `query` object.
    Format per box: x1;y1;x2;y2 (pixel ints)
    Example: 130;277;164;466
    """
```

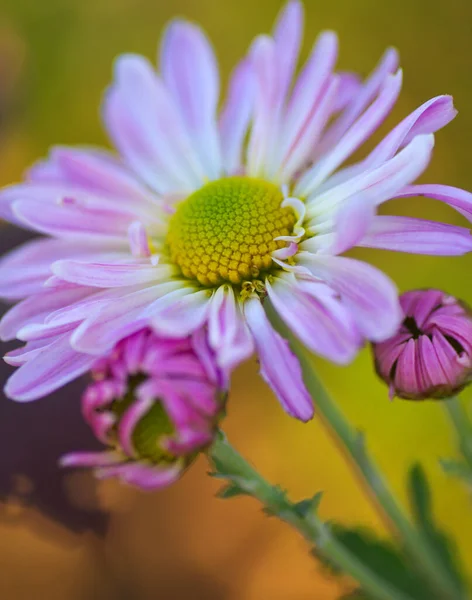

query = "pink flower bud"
373;290;472;400
60;329;227;489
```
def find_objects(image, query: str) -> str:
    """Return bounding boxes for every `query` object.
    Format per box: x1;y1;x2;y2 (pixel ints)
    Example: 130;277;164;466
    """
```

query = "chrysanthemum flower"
373;289;472;400
1;2;472;419
61;328;226;489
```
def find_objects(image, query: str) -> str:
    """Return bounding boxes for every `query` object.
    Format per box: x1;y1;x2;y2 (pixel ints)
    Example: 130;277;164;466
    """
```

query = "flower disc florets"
166;177;296;286
61;329;227;489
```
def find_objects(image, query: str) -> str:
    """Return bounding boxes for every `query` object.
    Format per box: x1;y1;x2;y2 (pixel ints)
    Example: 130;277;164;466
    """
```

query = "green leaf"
440;458;472;485
408;464;466;595
313;524;433;600
293;492;323;519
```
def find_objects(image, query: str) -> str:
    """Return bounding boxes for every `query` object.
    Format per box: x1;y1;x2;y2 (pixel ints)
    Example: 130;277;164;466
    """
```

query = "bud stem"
209;434;412;600
269;307;465;600
444;396;472;471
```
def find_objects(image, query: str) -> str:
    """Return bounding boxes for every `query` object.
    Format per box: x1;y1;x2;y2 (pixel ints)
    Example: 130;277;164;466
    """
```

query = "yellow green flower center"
166;177;296;286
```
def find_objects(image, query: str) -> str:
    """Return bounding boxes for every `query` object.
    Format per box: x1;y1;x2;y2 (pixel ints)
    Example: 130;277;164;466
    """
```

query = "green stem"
444;396;472;469
210;434;413;600
272;312;464;600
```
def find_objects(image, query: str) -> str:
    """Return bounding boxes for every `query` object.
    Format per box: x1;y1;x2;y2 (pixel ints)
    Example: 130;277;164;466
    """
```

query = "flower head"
373;290;472;400
1;2;472;420
61;328;226;489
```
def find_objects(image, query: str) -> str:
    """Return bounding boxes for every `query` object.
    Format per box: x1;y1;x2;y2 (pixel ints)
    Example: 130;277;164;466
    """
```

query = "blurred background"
0;0;471;598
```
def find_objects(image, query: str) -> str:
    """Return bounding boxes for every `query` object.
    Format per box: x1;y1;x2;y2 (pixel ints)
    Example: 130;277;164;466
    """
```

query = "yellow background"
0;0;471;598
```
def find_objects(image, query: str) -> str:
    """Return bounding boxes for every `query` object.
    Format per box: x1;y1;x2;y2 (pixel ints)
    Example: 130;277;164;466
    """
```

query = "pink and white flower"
1;1;471;420
61;328;227;489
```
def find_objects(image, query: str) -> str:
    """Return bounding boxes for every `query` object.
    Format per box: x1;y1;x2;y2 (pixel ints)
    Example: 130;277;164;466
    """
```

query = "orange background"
0;0;471;598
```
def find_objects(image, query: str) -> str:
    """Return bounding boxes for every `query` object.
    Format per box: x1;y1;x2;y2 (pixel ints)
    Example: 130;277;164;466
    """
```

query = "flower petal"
219;59;255;174
104;54;204;193
316;47;399;157
272;0;304;102
160;20;221;179
280;29;338;179
244;297;313;421
51;259;171;288
394;184;472;223
296;253;402;342
306;134;434;220
359;216;472;255
12;198;135;240
364;95;456;168
4;333;96;402
297;70;403;196
246;36;279;178
71;282;185;354
207;285;254;371
267;276;361;364
0;286;95;341
150;290;212;338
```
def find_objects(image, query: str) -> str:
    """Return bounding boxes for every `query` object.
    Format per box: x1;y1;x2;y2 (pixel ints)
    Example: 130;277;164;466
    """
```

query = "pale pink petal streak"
267;276;361;364
244;297;313;421
297;69;403;196
160;21;222;179
359;216;472;255
219;60;255;174
316;47;399;157
5;333;96;402
279;31;339;179
246;36;279;178
296;253;402;342
104;54;205;193
395;184;472;222
272;0;304;102
207;285;254;371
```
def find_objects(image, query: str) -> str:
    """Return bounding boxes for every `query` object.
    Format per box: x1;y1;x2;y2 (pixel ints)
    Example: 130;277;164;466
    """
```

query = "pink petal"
394;184;472;223
333;72;362;112
219;59;255;174
297;70;403;195
52;259;168;288
297;253;402;342
364;95;457;168
306;134;434;219
267;276;361;364
118;396;154;457
104;55;204;193
244;297;313;421
160;21;221;179
207;285;254;371
272;0;304;103
246;36;279;178
316;47;399;157
128;221;152;258
0;286;94;341
46;146;160;211
150;290;212;338
359;216;472;255
97;461;183;490
71;282;183;354
329;192;376;254
4;333;96;402
280;30;338;178
393;338;420;397
12;198;135;240
4;340;50;366
60;451;123;468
